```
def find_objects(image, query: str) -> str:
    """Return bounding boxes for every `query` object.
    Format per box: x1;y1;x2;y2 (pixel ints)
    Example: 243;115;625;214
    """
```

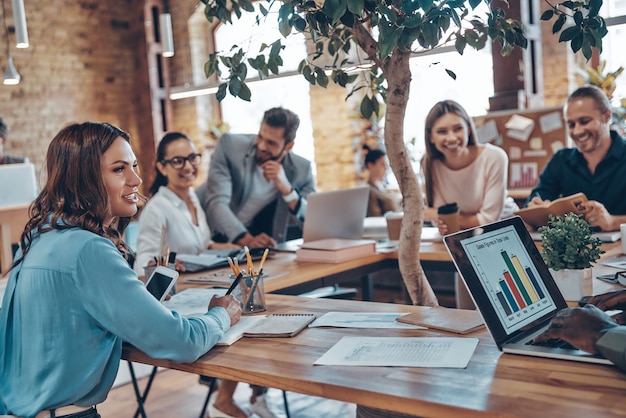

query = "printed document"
314;336;479;368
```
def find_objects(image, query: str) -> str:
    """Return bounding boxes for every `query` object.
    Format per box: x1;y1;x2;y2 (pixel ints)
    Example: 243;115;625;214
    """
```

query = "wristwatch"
282;188;299;203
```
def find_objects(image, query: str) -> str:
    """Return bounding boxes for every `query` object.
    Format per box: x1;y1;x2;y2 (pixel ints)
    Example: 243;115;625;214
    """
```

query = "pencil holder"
236;273;266;314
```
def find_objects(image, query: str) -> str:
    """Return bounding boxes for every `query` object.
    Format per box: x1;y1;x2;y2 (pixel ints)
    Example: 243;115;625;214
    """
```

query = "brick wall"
0;0;152;187
0;1;584;193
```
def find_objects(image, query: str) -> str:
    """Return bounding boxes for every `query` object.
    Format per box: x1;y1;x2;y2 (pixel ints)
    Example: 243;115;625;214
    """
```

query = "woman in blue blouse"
0;122;241;418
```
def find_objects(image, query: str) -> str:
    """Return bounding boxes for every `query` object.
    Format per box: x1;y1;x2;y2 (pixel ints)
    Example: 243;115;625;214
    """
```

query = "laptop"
276;186;370;252
443;216;612;365
0;163;38;207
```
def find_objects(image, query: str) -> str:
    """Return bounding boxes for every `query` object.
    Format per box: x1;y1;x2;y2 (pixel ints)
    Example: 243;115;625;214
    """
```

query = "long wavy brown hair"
13;122;135;268
421;100;479;208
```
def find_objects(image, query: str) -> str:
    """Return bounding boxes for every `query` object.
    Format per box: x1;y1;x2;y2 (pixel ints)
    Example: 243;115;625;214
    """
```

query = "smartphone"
145;266;179;302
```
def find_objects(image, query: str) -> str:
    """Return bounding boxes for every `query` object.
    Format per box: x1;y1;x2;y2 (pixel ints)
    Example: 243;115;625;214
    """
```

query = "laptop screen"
302;186;370;243
444;216;568;346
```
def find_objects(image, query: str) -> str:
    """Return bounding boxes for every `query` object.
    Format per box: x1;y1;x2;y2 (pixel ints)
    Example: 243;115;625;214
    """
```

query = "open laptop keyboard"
526;338;577;350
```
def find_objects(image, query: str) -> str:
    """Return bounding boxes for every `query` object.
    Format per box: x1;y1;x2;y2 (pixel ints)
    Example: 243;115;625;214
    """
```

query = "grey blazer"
196;133;315;243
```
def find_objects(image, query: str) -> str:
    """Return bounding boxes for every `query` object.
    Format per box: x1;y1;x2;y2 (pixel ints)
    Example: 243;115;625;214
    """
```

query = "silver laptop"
444;216;612;365
276;186;370;252
0;163;38;207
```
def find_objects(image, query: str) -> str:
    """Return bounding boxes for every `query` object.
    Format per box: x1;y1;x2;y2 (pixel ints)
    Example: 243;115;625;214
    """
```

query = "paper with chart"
163;288;227;317
314;336;479;368
309;312;425;329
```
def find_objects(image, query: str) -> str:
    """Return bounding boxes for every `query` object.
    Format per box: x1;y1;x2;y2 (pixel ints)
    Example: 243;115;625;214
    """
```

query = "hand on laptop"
236;232;277;249
585;290;626;324
533;305;618;354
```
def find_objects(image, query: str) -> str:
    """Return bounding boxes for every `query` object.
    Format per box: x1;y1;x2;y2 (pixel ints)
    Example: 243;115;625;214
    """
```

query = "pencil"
257;248;269;272
227;257;237;276
244;246;255;275
233;258;241;275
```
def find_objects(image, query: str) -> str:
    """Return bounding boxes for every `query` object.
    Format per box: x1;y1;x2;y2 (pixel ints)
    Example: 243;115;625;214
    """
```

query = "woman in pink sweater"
421;100;516;234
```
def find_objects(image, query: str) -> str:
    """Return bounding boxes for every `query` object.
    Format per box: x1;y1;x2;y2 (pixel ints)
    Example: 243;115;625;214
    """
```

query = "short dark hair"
363;144;386;166
567;85;612;114
262;107;300;143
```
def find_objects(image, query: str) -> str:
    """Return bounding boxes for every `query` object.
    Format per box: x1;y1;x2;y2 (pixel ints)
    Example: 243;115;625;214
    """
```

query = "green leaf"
229;77;242;96
238;82;251;101
216;83;227;101
559;25;580;42
360;95;374;119
346;0;364;16
468;0;481;8
322;0;348;23
293;15;307;31
454;36;466;54
540;9;554;20
589;0;602;17
315;67;329;87
418;0;434;9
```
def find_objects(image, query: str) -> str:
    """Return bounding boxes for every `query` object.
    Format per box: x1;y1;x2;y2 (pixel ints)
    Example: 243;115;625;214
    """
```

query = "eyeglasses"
597;271;626;286
161;153;201;169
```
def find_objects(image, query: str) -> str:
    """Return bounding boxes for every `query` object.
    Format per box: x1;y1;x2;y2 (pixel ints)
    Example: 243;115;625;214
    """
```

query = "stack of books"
295;238;376;263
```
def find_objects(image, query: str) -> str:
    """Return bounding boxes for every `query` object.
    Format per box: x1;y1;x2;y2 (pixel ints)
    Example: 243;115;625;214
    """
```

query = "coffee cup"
437;203;460;234
384;211;403;241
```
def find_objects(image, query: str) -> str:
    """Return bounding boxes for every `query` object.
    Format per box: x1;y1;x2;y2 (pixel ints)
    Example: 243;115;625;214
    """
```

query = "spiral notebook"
243;313;316;338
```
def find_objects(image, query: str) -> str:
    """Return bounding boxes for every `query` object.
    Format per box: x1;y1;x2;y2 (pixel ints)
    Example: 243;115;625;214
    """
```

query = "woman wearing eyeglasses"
134;132;248;418
134;132;239;274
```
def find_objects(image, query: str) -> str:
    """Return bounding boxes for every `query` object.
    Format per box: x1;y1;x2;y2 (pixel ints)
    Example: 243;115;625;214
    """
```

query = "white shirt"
236;165;279;227
134;186;213;273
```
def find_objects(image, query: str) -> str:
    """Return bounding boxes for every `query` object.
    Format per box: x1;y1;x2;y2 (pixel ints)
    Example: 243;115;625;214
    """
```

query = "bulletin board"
472;106;568;192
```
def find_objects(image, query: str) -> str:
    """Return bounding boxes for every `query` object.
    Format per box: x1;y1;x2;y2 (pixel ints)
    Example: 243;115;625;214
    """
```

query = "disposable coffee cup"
437;202;460;234
621;223;626;254
384;211;403;241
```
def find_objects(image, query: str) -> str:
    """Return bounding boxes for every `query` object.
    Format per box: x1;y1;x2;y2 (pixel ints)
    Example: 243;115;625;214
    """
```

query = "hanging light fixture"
159;13;174;57
3;57;20;85
2;0;20;85
12;0;28;48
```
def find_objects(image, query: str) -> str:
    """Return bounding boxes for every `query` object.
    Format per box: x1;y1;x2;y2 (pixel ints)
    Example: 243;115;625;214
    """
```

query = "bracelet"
282;188;299;203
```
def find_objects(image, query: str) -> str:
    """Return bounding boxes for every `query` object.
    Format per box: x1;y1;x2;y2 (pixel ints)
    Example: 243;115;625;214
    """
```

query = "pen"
225;271;244;295
233;258;241;275
245;271;263;308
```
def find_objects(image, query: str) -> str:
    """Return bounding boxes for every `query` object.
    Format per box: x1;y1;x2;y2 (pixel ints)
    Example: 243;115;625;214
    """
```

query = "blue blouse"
0;227;230;417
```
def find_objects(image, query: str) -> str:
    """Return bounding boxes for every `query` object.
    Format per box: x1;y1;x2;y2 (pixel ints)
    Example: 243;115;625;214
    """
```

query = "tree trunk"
382;51;438;306
351;23;437;306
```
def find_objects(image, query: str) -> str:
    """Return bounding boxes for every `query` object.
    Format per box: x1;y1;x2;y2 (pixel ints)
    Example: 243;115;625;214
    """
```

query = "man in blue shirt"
525;85;626;231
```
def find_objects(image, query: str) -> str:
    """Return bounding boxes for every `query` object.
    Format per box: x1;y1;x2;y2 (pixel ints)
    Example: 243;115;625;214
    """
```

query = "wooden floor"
99;368;357;418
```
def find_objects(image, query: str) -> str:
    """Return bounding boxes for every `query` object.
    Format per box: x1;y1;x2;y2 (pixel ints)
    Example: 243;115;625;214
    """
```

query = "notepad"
243;313;316;338
396;307;484;335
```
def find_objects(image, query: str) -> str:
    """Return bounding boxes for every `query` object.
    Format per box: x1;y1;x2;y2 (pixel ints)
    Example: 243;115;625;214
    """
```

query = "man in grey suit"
197;107;315;248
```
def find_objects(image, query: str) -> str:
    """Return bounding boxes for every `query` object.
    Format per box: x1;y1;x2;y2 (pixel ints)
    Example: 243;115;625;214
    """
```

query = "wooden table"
179;242;454;300
123;293;626;417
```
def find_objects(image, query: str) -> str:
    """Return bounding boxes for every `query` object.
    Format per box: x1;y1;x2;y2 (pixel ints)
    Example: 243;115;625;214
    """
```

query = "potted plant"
539;213;604;301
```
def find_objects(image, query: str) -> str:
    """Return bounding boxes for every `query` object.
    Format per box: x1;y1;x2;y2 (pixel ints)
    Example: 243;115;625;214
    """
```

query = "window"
214;3;315;173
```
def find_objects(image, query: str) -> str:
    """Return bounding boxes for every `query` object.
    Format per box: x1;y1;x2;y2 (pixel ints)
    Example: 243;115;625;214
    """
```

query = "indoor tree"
200;0;607;305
